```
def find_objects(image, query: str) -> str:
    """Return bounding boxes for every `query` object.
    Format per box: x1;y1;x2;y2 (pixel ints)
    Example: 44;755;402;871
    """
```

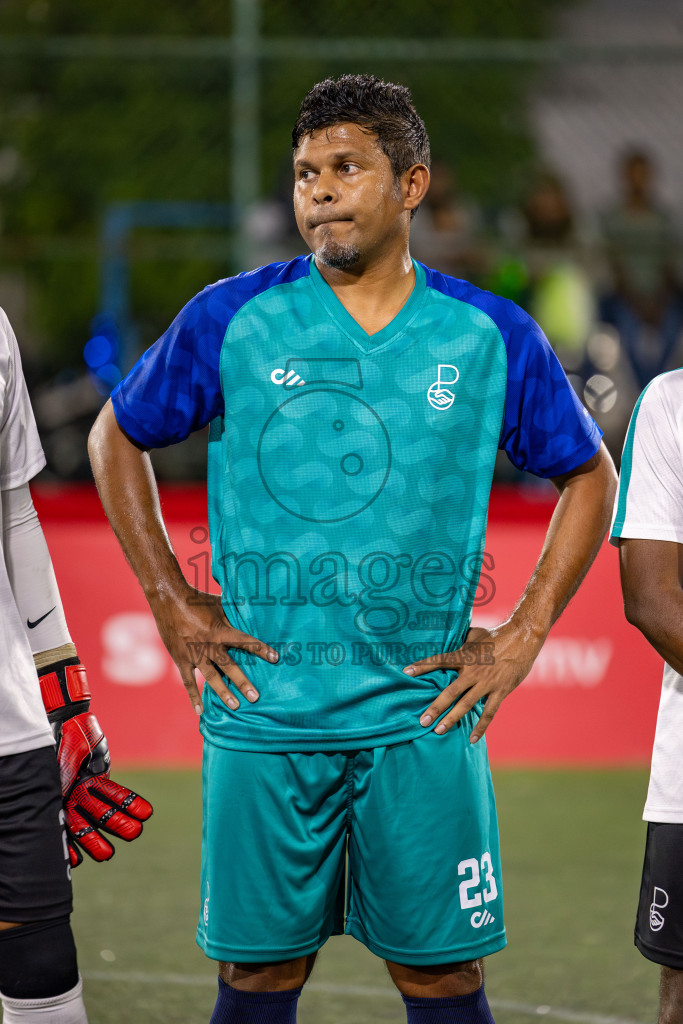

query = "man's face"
293;123;408;271
624;155;653;199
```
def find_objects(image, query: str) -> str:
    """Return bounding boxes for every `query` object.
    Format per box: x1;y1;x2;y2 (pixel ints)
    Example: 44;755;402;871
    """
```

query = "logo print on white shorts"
427;364;459;410
650;886;668;932
471;910;495;928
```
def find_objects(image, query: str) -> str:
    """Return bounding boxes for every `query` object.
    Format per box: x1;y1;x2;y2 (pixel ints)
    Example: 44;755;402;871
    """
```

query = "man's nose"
312;170;338;204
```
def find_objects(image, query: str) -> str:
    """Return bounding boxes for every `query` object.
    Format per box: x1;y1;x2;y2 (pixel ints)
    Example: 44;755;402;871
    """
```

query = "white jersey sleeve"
0;308;53;755
610;369;683;545
0;308;46;489
610;368;683;823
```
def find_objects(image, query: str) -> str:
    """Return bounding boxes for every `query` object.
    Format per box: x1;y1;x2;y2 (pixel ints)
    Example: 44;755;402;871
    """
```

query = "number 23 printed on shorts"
458;851;499;929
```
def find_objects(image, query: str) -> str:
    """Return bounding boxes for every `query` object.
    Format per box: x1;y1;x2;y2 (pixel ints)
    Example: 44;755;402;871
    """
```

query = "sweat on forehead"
293;124;384;160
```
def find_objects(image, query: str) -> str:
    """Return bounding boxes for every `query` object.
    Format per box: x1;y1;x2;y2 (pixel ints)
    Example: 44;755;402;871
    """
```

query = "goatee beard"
315;238;362;270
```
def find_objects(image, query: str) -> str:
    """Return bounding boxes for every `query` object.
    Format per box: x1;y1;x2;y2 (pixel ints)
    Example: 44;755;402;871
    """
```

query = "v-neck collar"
308;255;427;354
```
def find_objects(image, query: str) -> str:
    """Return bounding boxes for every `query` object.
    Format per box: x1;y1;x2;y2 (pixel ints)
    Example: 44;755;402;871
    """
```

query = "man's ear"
403;164;430;212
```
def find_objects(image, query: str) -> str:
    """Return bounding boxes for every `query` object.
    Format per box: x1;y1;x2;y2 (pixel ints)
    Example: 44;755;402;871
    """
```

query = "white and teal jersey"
112;255;601;752
610;368;683;822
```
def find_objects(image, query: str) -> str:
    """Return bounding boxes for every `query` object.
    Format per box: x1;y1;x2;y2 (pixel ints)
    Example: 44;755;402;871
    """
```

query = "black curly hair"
292;73;431;180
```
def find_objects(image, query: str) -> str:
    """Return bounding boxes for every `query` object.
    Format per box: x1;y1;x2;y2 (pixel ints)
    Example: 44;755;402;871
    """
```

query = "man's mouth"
308;216;352;229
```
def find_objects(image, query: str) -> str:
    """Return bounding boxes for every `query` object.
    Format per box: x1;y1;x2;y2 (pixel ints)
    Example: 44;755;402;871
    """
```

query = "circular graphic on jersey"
257;388;391;522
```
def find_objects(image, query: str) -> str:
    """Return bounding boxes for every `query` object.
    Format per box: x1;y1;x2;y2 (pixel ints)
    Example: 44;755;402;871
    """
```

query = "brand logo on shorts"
650;886;669;932
427;364;459;410
203;883;210;927
58;808;71;882
470;910;495;928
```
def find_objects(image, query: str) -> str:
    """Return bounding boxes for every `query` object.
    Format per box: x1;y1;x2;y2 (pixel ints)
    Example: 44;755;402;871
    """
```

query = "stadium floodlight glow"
83;334;114;370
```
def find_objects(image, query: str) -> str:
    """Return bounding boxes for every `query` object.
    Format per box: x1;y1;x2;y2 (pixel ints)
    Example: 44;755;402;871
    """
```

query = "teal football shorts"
196;711;506;966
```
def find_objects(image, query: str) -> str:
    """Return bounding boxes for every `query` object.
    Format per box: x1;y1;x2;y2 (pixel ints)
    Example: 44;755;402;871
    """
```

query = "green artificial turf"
71;768;658;1024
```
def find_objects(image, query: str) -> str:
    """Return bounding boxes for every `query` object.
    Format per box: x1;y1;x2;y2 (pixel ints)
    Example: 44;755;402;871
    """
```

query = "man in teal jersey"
89;75;617;1024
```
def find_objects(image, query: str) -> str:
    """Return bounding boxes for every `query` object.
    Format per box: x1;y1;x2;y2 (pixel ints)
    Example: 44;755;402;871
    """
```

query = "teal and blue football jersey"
112;256;601;752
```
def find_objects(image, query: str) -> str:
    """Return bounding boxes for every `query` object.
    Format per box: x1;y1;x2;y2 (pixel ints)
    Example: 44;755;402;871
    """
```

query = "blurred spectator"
599;149;683;390
410;160;486;280
242;165;301;270
498;170;597;371
513;170;642;461
575;325;640;464
491;169;643;472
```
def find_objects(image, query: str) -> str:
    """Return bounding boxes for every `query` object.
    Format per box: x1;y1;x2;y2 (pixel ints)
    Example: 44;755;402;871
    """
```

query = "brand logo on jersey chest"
427;364;459;409
271;367;306;387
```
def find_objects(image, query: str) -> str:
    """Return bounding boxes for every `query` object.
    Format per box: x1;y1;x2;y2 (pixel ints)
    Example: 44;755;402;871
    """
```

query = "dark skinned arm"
403;442;618;742
87;400;278;715
619;538;683;676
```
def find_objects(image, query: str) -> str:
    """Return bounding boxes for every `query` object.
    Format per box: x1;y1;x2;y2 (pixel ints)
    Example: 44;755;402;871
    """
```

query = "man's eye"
341;163;358;173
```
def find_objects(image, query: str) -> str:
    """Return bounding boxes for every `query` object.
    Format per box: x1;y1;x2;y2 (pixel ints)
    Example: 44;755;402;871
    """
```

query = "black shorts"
635;822;683;971
0;744;72;923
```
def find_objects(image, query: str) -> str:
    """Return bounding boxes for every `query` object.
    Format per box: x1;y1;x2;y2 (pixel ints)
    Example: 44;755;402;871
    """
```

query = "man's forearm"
510;445;617;638
628;593;683;676
620;538;683;676
89;400;276;715
2;483;73;653
87;400;189;605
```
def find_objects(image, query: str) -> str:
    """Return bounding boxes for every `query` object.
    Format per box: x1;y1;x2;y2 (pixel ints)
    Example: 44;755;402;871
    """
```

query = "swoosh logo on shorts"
27;607;56;629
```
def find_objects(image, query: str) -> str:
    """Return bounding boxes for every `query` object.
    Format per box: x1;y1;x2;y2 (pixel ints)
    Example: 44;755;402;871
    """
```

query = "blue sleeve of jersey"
110;284;228;448
438;273;602;478
110;259;310;448
498;307;602;477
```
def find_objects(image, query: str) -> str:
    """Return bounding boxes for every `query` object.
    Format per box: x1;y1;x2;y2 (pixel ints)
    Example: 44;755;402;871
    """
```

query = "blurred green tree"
0;0;566;367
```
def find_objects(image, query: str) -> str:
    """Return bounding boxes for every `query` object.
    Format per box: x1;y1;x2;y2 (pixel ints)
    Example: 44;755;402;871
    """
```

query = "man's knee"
219;953;317;991
659;966;683;1024
0;917;79;1000
386;958;483;998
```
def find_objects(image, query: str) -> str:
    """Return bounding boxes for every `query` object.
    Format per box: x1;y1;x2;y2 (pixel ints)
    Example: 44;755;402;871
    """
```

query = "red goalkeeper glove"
39;656;153;867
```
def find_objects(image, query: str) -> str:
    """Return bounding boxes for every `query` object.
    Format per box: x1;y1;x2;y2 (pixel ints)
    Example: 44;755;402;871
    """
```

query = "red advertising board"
35;484;662;767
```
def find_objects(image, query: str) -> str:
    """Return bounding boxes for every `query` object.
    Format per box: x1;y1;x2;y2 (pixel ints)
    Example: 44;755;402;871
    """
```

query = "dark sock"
210;977;302;1024
402;984;495;1023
